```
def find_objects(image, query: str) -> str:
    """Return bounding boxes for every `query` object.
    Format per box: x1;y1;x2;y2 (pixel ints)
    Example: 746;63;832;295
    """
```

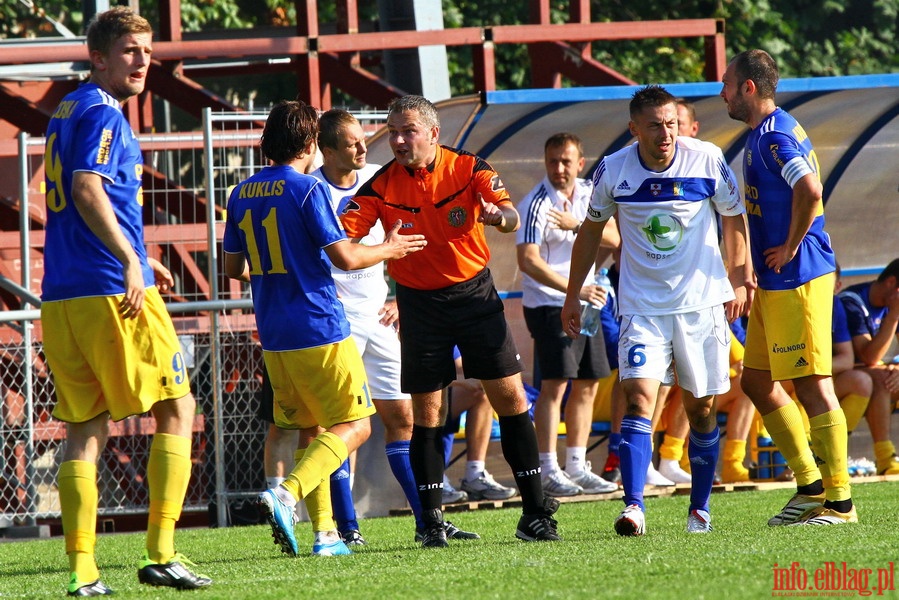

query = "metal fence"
0;109;386;530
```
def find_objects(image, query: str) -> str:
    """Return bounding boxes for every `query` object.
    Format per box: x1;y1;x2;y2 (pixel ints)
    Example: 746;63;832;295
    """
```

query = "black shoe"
417;509;449;548
516;496;561;541
67;579;114;597
601;467;622;485
341;529;367;546
137;553;212;590
444;520;480;540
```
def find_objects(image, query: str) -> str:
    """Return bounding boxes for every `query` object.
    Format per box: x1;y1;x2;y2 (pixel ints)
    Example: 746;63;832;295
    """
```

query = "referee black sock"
498;411;543;514
410;424;445;520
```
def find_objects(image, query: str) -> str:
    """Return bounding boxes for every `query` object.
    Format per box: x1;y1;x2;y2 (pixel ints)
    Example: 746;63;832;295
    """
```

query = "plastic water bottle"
756;436;774;480
580;268;613;337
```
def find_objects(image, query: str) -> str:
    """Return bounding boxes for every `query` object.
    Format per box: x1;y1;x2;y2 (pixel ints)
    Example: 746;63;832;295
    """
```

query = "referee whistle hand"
477;193;504;227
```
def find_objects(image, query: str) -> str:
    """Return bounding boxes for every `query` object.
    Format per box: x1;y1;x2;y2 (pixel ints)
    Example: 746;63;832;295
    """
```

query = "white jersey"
516;176;594;308
588;136;743;316
312;163;386;316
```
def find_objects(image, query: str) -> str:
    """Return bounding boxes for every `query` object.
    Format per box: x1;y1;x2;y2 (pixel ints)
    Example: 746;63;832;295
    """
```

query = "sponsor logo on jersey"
97;128;113;165
794;356;809;368
617;180;631;191
747;149;753;166
641;211;684;252
770;144;784;168
491;175;505;192
672;181;683;197
650;183;662;196
448;206;467;227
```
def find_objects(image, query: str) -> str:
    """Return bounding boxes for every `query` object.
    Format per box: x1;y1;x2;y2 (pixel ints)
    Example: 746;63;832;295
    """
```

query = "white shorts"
617;305;731;398
346;310;410;401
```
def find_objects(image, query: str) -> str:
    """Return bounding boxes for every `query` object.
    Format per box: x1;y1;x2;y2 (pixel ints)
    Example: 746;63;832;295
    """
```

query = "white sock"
267;476;286;489
465;460;486;482
566;447;587;474
539;452;559;473
273;484;296;507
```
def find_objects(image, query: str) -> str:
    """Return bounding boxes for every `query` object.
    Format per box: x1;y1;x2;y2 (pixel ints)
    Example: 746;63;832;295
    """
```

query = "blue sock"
442;430;455;467
619;416;652;510
609;432;621;457
329;459;358;533
386;440;424;530
688;426;720;514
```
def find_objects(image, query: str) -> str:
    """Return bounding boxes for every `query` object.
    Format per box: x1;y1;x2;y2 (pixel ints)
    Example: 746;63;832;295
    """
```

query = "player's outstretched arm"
326;220;426;271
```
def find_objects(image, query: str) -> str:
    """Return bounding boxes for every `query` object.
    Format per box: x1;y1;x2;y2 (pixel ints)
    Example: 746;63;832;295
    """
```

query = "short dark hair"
260;100;318;165
86;7;152;56
544;133;583;157
629;85;677;119
318;109;359;151
388;95;440;129
878;258;899;282
675;98;697;122
730;49;779;100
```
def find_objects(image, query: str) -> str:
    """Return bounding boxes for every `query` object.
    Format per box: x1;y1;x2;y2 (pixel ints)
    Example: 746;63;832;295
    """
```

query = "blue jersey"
222;164;350;351
743;107;835;290
832;295;851;344
839;282;895;340
42;83;153;301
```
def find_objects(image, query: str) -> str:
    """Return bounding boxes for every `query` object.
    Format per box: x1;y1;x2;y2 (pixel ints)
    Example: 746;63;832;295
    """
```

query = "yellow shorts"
264;337;376;430
743;274;834;381
42;287;191;423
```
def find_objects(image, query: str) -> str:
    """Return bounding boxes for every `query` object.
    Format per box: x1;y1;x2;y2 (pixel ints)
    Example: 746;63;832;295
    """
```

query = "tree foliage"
2;0;896;98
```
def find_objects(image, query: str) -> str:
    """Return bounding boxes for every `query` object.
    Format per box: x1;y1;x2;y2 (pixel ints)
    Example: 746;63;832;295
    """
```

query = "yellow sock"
808;410;851;503
659;435;685;461
281;432;347;501
840;394;869;433
59;461;100;584
762;403;820;488
874;440;897;472
295;449;335;532
146;433;192;564
720;439;749;482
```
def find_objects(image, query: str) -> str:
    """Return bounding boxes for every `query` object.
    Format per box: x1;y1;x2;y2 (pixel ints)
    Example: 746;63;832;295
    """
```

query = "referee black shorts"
396;268;522;394
523;304;610;381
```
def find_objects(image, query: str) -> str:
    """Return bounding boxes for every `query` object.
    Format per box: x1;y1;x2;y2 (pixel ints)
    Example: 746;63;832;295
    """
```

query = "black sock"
823;498;853;513
410;425;445;517
498;411;542;514
797;479;824;497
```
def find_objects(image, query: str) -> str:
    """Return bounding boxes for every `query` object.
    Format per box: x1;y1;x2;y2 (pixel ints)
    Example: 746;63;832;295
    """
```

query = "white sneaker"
614;504;645;536
441;474;469;504
565;461;618;494
687;509;712;533
658;458;692;484
541;469;583;497
460;471;517;501
646;462;675;487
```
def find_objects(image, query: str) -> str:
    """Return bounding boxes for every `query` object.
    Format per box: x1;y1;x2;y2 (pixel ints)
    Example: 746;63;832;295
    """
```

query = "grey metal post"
17;132;37;525
202;107;228;527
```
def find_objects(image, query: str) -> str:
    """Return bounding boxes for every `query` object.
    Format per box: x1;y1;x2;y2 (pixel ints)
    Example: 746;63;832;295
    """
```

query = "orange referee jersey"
341;145;511;291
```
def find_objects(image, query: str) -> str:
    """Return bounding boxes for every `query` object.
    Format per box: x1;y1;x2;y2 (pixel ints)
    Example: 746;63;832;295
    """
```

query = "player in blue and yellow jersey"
222;100;425;558
722;48;856;525
40;7;211;596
